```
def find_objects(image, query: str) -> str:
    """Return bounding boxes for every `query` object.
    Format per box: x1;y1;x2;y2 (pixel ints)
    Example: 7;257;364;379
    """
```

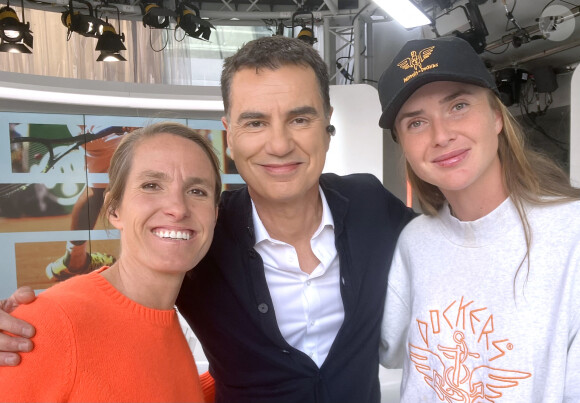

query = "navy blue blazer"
177;173;416;403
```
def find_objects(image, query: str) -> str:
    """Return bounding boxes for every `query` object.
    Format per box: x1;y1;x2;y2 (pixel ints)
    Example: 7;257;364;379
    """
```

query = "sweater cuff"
199;371;215;403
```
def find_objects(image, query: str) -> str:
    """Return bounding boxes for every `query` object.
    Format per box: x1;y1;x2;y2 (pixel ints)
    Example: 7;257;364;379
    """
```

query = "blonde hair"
402;90;580;285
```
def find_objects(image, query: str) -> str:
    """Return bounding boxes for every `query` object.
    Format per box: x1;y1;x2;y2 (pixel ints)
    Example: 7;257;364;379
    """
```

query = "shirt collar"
251;186;335;246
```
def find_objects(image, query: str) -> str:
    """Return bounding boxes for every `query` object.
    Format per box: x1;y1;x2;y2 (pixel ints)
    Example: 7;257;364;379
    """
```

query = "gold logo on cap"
398;46;439;83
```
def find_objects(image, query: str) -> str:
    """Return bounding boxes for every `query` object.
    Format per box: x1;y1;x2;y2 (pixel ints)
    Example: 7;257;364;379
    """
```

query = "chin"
154;259;196;275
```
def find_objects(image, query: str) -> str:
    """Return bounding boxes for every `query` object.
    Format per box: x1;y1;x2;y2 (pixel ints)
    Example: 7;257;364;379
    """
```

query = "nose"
164;189;190;220
430;118;456;148
264;123;295;156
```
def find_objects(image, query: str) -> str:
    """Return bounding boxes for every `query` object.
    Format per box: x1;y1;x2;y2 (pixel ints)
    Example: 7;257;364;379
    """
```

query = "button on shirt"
252;188;345;368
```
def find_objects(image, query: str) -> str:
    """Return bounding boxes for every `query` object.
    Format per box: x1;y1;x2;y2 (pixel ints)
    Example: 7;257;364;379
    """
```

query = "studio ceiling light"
61;0;105;39
292;10;317;46
0;0;33;54
372;0;431;29
93;4;126;62
452;0;489;54
95;20;126;61
141;0;175;29
297;27;316;45
176;2;215;41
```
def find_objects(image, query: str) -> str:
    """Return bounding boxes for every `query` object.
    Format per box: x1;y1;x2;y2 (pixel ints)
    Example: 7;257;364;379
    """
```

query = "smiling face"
394;81;504;202
222;64;332;206
108;133;218;275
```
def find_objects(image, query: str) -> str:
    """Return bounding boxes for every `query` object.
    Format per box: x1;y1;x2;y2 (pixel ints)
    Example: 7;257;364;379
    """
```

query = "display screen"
0;112;241;296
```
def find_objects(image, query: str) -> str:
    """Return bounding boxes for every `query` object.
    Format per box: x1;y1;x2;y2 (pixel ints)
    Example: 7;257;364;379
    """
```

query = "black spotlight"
292;10;317;46
61;0;105;39
297;27;317;45
141;0;175;29
95;20;126;62
0;1;33;54
452;0;488;54
176;2;215;41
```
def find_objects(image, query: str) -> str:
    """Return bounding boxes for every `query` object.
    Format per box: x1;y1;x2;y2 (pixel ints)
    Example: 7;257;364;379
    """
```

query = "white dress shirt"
252;188;345;368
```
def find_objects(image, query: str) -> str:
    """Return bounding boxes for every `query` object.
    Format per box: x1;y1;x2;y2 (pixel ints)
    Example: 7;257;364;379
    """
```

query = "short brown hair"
220;36;331;119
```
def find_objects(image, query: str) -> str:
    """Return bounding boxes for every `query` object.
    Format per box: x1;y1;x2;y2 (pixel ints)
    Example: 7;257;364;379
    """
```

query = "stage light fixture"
95;19;126;62
61;0;104;39
141;0;175;29
176;2;215;41
292;10;317;46
297;27;316;45
452;0;489;54
96;50;126;62
0;0;33;54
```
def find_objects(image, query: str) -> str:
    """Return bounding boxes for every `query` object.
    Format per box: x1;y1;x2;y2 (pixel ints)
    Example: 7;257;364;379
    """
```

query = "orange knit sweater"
0;268;204;402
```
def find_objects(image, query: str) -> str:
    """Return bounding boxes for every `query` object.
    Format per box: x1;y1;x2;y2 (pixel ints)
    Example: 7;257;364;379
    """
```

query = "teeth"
154;230;191;240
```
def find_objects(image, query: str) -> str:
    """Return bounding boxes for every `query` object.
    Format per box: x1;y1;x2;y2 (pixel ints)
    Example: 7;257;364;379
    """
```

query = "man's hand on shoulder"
0;286;37;366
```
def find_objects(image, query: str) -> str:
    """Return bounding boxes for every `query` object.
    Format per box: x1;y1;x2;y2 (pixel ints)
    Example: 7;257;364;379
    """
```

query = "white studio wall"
571;66;580;187
325;84;383;182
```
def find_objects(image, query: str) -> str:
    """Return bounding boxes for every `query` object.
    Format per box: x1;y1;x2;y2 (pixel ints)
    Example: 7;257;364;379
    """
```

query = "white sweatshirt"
380;197;580;403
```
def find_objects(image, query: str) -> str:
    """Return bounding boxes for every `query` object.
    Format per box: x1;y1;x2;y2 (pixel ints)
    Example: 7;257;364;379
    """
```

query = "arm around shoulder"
0;296;74;401
0;287;37;366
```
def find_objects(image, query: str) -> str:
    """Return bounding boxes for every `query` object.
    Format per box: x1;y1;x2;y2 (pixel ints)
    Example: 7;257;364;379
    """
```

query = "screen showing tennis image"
0;113;240;297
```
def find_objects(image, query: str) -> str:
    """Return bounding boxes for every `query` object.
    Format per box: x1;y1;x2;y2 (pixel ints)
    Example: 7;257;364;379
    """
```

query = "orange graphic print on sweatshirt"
409;296;531;402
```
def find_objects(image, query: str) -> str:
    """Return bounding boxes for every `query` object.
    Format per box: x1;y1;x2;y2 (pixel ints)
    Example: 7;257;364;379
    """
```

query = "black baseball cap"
378;36;498;132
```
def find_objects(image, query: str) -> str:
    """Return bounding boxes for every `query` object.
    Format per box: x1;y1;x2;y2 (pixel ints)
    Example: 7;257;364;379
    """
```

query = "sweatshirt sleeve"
380;240;412;369
0;296;75;402
564;245;580;402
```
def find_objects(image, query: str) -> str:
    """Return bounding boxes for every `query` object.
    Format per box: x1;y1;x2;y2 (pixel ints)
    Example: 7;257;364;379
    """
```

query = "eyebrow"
137;170;213;188
396;89;476;123
237;112;266;123
439;89;474;104
236;106;319;123
137;170;168;181
288;106;318;116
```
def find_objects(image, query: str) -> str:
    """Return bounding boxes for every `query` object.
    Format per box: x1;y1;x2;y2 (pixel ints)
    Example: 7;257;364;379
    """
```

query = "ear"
222;116;235;160
325;106;334;152
494;107;503;136
105;193;123;231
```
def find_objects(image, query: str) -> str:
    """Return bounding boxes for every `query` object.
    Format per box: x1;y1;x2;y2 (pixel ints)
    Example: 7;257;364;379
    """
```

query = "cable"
148;27;169;52
336;56;354;82
350;2;371;23
484;43;511;54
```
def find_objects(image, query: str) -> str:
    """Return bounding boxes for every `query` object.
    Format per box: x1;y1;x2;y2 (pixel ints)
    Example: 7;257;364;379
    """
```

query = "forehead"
402;81;486;108
228;65;323;111
130;133;212;173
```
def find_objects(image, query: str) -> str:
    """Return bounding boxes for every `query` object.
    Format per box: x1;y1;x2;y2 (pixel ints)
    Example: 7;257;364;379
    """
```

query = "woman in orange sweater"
0;122;220;402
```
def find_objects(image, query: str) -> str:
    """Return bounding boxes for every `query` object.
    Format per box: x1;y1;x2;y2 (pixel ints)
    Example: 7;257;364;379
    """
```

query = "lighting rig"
0;0;33;54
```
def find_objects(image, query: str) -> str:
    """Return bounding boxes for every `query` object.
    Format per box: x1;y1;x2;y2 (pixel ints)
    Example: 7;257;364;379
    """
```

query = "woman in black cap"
378;36;580;402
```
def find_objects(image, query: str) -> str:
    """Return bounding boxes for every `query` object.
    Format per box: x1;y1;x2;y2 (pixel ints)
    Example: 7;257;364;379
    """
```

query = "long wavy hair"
402;90;580;286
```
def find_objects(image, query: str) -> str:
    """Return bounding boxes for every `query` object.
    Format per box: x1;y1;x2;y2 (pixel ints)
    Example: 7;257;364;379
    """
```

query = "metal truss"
1;0;384;85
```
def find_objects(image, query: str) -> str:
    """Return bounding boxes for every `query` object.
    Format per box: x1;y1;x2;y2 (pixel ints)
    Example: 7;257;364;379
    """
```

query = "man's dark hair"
220;36;331;118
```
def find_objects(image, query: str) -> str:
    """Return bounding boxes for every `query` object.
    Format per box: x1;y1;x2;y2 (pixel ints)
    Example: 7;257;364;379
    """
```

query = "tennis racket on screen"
0;127;126;198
